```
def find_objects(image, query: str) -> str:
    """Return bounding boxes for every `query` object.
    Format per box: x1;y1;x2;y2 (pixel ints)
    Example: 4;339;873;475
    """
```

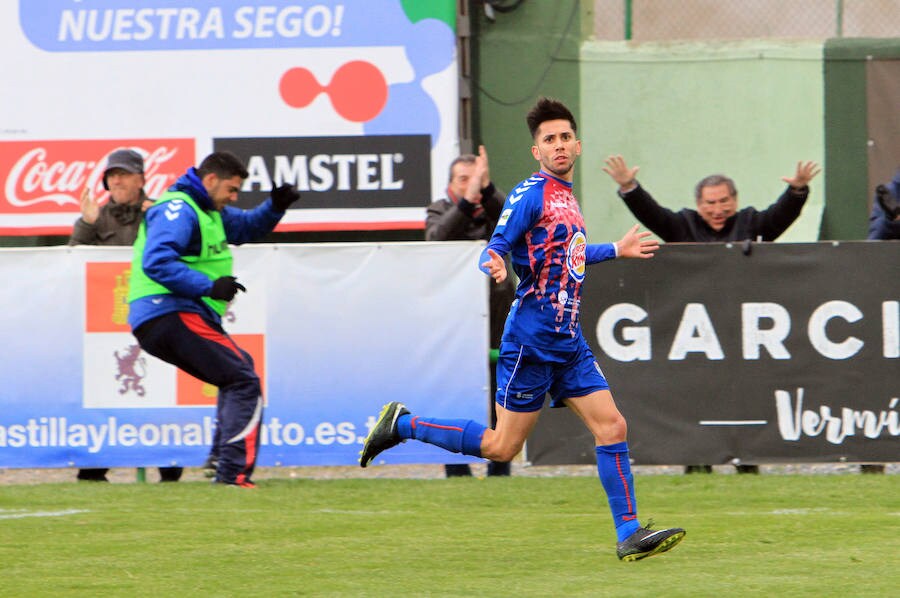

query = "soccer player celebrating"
361;97;685;561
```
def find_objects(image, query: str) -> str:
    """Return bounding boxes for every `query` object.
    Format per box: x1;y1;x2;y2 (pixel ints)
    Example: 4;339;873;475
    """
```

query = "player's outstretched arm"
615;224;659;259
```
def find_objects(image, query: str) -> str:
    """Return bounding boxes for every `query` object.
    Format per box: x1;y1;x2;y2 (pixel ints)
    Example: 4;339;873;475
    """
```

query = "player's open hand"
481;248;507;283
615;224;658;259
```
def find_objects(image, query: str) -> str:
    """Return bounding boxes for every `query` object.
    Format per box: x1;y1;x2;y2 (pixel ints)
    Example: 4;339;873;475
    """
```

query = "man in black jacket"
602;156;820;474
602;155;820;242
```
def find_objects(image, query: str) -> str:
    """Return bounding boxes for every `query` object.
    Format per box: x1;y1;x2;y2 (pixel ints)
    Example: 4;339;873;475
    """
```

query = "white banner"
0;242;489;468
0;0;459;234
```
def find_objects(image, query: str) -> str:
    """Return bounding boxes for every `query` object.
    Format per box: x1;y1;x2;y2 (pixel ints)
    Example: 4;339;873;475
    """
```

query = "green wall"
577;40;825;243
470;0;584;196
822;38;900;240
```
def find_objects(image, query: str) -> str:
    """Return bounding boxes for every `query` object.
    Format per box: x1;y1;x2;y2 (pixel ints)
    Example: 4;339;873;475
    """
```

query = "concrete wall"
470;0;583;197
577;40;825;242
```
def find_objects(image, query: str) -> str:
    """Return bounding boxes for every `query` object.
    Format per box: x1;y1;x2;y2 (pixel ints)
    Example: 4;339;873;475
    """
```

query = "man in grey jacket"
68;148;183;483
69;148;153;247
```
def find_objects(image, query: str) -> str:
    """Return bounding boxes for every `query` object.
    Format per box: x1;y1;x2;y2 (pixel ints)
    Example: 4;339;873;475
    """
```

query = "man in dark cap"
69;148;183;483
69;148;154;246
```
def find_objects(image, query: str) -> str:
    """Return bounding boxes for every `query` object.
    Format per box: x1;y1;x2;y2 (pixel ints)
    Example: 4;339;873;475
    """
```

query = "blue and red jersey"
480;170;617;351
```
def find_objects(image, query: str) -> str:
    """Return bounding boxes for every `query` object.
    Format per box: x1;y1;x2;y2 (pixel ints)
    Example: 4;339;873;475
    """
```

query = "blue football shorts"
495;336;610;413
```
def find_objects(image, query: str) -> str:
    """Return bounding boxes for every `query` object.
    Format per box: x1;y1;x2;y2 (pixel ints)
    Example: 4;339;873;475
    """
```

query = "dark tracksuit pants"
134;311;262;485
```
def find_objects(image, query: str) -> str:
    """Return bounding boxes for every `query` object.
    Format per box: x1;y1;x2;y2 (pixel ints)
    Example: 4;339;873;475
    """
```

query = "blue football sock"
596;442;640;542
397;414;413;439
400;415;484;457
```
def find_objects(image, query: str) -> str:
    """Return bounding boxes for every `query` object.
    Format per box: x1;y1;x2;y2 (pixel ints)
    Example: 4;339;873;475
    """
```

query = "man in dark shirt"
602;156;819;474
426;145;515;477
602;155;820;242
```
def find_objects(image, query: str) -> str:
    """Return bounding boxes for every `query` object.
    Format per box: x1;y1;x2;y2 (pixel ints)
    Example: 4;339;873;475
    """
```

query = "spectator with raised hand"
69;148;183;483
69;148;153;247
602;155;820;243
426;145;516;478
603;156;820;475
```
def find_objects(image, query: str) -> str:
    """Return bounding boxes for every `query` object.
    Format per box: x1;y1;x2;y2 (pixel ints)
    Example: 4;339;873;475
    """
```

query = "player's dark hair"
198;151;249;180
526;97;577;139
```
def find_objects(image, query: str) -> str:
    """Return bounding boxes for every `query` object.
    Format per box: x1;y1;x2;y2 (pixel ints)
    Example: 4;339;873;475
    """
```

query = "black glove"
208;276;246;301
271;184;301;211
875;185;900;219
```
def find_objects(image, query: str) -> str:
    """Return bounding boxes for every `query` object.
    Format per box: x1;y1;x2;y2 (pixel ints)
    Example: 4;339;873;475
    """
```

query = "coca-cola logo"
0;139;195;213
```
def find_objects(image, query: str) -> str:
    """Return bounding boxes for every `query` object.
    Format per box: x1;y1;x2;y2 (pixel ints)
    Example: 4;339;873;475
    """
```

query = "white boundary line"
0;509;88;520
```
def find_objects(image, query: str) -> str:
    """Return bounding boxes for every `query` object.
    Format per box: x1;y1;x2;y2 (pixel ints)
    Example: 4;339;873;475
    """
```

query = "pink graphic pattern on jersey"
525;174;586;337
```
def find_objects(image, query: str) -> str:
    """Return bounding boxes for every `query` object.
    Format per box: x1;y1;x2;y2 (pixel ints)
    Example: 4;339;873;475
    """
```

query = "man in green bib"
128;151;299;487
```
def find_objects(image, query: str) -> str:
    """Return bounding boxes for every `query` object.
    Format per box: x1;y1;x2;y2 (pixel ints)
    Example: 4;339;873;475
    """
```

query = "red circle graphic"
326;61;388;123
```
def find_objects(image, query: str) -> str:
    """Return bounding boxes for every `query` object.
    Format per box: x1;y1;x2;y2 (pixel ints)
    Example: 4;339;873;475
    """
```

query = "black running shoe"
616;523;686;561
359;402;409;468
202;456;218;479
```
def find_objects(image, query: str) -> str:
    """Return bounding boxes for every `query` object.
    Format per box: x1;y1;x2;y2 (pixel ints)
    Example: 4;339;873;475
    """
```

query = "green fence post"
136;467;146;483
624;0;633;40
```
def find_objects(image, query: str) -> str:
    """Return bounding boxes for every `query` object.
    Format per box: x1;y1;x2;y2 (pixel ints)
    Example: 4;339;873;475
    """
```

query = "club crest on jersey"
567;231;586;281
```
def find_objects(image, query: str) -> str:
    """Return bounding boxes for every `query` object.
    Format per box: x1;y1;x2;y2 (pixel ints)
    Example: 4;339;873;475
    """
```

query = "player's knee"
604;414;628;443
484;438;524;462
479;424;530;461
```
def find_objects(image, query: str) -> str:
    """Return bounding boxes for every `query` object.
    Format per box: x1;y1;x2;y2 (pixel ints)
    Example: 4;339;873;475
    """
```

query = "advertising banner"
526;242;899;465
0;1;458;234
0;242;489;468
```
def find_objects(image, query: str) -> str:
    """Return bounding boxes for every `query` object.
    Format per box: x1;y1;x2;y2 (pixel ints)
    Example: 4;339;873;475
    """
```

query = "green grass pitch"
1;473;897;597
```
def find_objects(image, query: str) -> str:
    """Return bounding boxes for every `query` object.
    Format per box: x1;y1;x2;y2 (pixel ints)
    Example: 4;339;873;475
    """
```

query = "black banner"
213;135;431;210
527;241;900;465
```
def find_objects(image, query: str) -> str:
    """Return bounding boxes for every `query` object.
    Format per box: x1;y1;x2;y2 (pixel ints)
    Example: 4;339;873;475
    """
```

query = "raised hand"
271;184;301;211
782;161;821;189
466;145;491;203
602;155;640;191
79;185;101;224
